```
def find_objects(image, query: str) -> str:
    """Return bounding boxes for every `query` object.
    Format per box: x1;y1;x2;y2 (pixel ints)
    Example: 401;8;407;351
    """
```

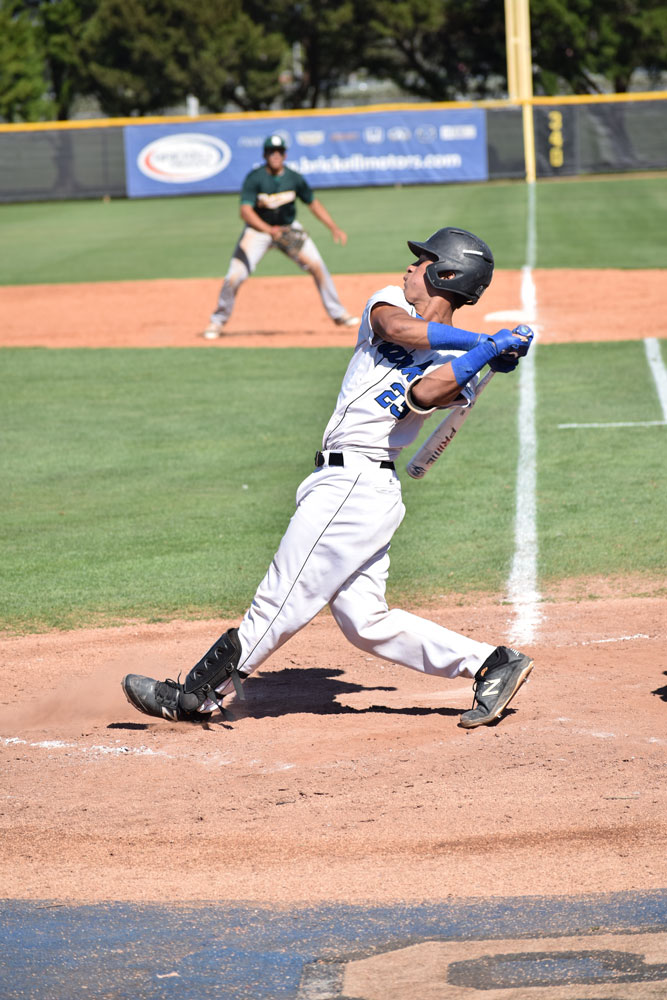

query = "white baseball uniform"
205;285;496;707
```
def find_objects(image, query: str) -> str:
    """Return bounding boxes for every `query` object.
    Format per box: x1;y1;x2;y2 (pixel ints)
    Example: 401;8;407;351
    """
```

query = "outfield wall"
0;95;665;203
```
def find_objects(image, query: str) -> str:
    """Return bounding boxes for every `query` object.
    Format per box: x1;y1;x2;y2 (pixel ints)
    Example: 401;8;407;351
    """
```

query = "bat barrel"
404;369;495;480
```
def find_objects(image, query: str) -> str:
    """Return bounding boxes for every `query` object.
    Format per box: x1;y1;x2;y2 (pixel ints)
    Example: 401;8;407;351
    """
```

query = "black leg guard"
179;628;246;713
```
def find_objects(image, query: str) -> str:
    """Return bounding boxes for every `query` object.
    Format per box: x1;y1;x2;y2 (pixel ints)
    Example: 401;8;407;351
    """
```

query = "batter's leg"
198;464;404;712
197;469;403;709
210;228;272;326
233;466;404;673
329;548;495;679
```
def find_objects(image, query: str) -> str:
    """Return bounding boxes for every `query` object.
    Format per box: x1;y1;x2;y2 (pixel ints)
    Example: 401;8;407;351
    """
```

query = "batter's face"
403;255;433;304
403;255;456;311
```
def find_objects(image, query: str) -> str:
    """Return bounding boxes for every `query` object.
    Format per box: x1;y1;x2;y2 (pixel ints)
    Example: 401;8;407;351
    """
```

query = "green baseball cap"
263;134;287;152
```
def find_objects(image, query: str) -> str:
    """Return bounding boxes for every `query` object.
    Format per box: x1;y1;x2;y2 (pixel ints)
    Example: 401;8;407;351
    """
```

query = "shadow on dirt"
107;666;483;728
227;666;476;720
652;671;667;701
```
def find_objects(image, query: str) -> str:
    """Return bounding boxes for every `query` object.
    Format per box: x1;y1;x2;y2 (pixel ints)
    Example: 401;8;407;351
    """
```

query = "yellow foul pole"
504;0;519;100
505;0;536;183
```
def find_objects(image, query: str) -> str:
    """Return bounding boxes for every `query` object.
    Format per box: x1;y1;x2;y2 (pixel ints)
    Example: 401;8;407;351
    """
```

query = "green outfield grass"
1;174;666;285
536;340;667;580
1;341;665;634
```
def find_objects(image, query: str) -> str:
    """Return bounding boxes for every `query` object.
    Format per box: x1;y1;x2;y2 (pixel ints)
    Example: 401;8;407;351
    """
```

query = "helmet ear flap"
424;261;454;290
424;260;483;305
407;227;494;305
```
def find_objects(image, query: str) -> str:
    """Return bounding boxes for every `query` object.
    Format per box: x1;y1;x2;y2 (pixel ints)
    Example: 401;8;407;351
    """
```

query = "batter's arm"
371;303;432;349
409;327;532;409
371;303;478;409
371;303;488;352
372;305;534;409
407;367;466;410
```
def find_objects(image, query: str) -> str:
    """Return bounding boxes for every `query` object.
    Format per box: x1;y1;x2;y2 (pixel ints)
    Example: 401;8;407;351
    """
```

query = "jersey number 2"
375;382;409;420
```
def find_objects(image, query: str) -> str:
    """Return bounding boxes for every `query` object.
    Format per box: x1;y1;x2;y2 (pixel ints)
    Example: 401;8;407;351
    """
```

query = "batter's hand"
488;354;519;373
491;324;534;358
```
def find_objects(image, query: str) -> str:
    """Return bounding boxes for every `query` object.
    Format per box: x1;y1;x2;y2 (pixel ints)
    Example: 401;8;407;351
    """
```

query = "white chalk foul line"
559;339;667;430
507;182;541;647
645;337;667;420
553;633;653;648
583;633;649;645
525;180;537;270
0;734;297;772
1;735;172;757
507;339;541;646
558;420;666;429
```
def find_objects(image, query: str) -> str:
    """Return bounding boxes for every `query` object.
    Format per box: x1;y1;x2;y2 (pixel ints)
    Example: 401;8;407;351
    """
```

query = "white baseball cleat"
201;322;225;339
334;314;360;328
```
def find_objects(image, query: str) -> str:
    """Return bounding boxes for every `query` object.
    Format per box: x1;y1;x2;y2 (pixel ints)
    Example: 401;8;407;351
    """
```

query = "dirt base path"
1;269;663;348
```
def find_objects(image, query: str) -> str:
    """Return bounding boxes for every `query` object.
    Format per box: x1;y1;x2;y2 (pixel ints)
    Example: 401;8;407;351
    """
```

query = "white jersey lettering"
256;190;297;210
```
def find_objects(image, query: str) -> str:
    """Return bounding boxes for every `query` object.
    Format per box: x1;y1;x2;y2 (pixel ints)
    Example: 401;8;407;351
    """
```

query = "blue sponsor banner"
123;108;487;197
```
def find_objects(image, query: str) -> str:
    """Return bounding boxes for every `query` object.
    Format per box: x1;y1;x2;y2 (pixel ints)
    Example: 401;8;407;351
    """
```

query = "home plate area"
1;891;666;999
303;932;667;999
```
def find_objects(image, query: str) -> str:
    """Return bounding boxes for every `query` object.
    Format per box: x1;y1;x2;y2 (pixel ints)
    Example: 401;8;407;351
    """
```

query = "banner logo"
137;133;231;183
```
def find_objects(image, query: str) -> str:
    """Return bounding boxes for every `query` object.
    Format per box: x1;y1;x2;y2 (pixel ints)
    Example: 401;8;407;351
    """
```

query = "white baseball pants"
209;451;495;703
211;223;349;325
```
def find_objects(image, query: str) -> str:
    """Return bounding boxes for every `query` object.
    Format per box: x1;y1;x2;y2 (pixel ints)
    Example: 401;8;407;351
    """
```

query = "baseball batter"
202;134;359;338
125;227;535;729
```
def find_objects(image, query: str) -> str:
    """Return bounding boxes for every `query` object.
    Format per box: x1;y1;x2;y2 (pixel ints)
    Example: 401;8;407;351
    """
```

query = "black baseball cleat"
459;646;534;729
122;674;207;722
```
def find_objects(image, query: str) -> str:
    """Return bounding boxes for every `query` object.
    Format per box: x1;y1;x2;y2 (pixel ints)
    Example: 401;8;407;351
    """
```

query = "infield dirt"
0;268;663;347
0;272;665;905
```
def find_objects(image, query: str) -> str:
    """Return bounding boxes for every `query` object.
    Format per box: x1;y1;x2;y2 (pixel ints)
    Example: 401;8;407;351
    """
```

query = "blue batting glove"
488;355;519;373
492;325;534;358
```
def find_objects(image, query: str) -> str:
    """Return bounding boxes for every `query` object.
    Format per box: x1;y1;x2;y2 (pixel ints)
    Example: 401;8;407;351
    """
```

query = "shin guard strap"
183;628;243;706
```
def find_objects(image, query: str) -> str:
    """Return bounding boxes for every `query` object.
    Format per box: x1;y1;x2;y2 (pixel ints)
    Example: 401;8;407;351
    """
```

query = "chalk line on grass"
558;420;666;429
559;339;667;430
507;183;542;647
644;336;667;419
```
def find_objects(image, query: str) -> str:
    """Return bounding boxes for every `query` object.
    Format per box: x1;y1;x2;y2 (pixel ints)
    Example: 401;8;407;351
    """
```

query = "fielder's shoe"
201;321;225;340
459;646;534;729
334;314;360;328
122;674;209;722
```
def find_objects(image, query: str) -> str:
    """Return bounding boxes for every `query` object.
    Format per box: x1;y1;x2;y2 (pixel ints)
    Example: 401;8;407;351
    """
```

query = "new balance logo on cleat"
459;645;534;729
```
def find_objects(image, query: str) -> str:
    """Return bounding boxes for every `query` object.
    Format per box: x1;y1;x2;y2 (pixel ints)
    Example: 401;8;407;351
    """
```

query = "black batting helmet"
407;227;494;305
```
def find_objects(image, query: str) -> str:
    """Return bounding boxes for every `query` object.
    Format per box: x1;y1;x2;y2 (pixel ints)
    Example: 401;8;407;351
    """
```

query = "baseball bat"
405;368;496;479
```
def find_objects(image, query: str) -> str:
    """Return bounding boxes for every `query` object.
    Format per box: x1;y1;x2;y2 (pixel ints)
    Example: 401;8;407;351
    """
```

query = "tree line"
1;0;666;123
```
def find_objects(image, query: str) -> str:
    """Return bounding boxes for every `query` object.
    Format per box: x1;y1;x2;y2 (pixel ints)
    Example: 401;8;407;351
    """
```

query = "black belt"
315;450;395;470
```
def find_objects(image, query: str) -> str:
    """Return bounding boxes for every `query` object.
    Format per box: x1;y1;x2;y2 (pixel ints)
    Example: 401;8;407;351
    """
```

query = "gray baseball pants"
211;222;349;325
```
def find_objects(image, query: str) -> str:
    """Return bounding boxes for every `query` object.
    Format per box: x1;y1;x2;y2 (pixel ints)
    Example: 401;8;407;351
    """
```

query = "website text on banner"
123;109;488;198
